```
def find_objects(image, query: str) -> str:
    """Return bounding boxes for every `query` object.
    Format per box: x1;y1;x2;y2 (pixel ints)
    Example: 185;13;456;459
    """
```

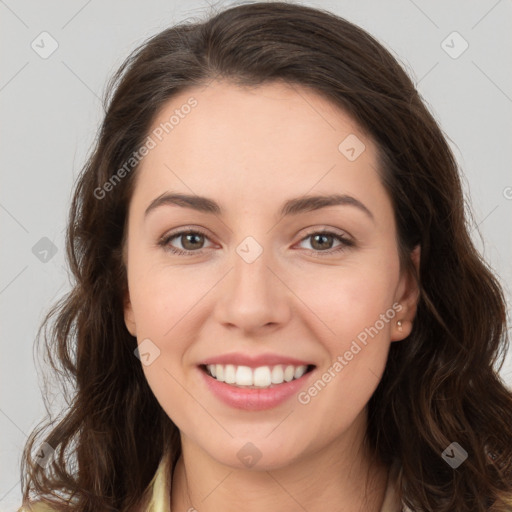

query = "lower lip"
199;367;314;411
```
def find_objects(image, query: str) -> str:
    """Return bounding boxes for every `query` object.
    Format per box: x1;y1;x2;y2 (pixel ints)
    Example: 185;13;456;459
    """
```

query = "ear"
123;289;137;337
391;244;420;342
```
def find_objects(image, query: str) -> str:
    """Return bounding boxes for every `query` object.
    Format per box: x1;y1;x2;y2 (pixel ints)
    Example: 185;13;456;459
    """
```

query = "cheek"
128;249;209;337
296;295;396;437
292;255;399;339
292;254;399;401
129;264;203;423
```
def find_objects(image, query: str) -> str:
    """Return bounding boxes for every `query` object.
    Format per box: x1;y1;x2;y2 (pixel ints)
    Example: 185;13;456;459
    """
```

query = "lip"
198;364;316;411
199;352;314;368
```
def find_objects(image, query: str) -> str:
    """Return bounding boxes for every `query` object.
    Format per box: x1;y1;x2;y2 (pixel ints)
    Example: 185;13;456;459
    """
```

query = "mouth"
199;363;316;389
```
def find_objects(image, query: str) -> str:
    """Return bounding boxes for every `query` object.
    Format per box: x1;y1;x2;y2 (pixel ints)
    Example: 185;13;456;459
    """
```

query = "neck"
170;414;389;512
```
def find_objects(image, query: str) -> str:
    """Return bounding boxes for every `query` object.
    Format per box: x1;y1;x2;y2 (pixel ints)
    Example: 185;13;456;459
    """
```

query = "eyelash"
158;227;354;257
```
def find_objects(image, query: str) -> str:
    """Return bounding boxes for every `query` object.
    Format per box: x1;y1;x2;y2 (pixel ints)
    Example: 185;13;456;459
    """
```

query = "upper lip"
199;353;315;368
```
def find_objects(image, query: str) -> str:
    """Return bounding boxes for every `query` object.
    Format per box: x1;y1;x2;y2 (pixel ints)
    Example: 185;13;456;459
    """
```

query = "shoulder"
17;451;175;512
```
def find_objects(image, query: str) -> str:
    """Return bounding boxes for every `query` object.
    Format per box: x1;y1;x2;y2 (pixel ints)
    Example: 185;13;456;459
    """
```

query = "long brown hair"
20;2;512;511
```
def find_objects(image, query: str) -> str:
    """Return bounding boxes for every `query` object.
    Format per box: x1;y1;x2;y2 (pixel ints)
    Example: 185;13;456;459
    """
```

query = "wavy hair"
20;2;512;511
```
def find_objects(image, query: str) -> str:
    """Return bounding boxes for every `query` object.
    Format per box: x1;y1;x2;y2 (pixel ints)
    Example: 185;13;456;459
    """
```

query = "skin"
123;80;420;512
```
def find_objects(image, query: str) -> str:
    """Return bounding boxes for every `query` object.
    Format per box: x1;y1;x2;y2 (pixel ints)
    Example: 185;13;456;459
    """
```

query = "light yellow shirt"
19;451;408;511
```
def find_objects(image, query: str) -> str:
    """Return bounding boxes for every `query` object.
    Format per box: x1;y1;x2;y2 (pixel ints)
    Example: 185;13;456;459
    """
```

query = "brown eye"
179;232;205;250
159;229;213;255
297;230;354;255
310;233;335;250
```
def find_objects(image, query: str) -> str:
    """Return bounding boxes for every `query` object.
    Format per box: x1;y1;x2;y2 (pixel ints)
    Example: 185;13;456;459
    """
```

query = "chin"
199;435;306;472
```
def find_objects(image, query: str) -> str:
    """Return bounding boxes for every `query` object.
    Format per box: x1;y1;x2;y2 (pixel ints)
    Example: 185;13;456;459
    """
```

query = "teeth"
205;364;310;388
253;366;271;387
284;365;295;382
271;365;284;384
236;366;253;386
294;366;307;379
224;364;236;384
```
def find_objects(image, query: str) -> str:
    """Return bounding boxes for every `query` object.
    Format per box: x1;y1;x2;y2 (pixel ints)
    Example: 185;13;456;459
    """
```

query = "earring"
397;320;403;331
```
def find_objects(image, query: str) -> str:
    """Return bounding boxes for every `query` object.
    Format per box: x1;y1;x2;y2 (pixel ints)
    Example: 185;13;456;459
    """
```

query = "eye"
297;230;354;255
158;228;214;256
158;227;354;257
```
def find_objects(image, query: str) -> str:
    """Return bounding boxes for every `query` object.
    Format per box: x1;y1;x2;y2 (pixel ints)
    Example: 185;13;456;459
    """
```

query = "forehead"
144;79;372;162
130;80;389;219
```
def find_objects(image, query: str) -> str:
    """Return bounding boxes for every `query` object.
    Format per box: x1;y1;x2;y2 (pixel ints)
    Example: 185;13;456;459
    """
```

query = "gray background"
1;0;511;509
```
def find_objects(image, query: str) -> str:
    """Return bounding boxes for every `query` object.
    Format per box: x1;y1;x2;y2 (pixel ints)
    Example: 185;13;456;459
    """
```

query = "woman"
19;2;512;511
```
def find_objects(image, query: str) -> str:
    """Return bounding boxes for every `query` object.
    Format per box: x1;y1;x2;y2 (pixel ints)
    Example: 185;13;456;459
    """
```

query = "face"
123;80;419;470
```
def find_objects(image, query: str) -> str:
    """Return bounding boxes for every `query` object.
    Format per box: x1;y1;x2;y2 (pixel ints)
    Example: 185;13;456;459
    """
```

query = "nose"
213;242;292;334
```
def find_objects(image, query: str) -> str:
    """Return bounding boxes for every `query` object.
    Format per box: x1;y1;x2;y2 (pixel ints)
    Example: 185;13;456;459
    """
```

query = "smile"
202;363;314;389
198;362;316;411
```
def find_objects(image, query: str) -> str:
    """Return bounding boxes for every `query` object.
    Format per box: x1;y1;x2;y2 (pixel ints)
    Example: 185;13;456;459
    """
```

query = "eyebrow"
144;192;374;221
